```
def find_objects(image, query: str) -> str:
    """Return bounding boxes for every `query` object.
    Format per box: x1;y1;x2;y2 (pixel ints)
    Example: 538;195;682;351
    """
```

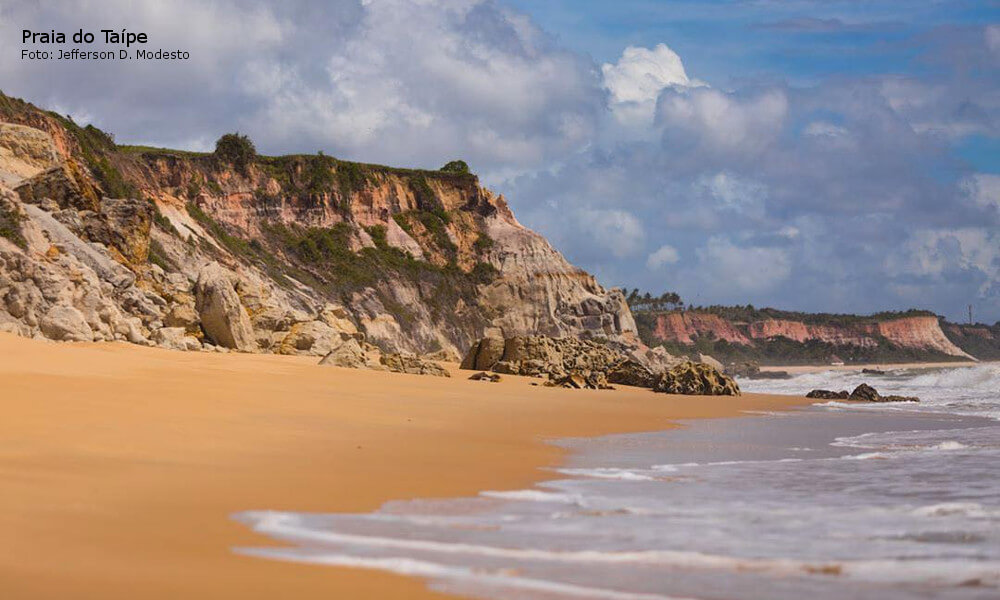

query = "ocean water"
235;364;1000;599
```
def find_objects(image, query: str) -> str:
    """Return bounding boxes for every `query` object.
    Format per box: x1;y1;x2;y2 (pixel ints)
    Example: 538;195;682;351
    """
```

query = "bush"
214;133;256;174
440;160;470;174
0;200;26;249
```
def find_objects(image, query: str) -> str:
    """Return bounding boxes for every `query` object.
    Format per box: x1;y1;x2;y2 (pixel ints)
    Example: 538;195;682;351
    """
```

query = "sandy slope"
0;333;805;599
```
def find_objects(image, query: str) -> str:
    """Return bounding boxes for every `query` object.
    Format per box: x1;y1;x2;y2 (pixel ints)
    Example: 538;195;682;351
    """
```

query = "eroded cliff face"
645;311;975;361
0;93;636;356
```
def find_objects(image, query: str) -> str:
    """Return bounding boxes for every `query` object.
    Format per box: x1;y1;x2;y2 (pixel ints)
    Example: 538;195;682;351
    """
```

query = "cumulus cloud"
646;245;680;270
1;0;604;167
601;43;700;128
694;236;792;294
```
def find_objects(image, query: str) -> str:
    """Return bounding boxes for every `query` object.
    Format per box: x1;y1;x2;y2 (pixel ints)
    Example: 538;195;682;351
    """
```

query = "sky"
1;0;998;322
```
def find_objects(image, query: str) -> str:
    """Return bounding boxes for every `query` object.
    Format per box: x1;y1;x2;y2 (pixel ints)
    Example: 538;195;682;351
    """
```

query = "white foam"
911;502;1000;519
932;441;968;450
556;468;656;481
480;490;583;504
236;549;693;600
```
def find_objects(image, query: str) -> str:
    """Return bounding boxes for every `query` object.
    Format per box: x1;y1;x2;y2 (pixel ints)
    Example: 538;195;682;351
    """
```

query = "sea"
235;364;1000;599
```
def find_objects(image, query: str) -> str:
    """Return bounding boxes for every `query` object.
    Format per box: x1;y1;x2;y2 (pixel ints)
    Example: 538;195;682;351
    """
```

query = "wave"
235;548;692;600
235;511;1000;588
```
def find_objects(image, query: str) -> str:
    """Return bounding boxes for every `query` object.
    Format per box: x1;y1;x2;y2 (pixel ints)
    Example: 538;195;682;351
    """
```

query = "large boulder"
278;320;341;356
39;304;93;341
194;263;255;351
460;336;505;370
318;337;376;369
653;361;741;396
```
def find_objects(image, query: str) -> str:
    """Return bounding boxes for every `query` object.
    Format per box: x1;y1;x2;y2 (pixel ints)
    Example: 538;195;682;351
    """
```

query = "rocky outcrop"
806;384;918;403
194;263;255;351
652;362;740;396
318;335;449;377
459;334;741;394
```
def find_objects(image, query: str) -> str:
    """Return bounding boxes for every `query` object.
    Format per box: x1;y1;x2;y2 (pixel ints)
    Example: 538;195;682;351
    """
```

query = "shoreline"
760;360;988;375
0;333;807;599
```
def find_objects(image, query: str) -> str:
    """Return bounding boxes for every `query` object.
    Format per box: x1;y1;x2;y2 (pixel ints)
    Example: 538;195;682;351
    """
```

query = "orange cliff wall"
650;313;973;359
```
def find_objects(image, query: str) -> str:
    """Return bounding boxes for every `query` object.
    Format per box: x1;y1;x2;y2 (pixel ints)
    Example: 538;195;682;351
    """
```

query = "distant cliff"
0;92;636;356
637;306;997;364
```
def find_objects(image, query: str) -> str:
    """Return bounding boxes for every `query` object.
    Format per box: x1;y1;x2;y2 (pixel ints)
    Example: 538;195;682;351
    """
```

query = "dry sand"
0;332;806;599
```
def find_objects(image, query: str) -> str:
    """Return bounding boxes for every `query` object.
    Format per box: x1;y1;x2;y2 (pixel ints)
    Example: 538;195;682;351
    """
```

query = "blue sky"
2;0;998;321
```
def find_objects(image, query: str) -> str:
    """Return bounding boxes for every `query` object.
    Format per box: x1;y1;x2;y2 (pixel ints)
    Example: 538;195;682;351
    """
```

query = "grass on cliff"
0;200;26;249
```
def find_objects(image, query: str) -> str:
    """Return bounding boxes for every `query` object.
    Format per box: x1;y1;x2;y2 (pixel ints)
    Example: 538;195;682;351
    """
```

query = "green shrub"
440;160;470;174
0;201;26;249
214;133;256;174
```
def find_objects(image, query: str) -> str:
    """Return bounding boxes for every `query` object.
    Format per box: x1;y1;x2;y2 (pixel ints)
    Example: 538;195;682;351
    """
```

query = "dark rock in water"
747;370;792;380
725;361;760;378
806;389;850;399
469;371;501;383
862;368;887;375
653;361;740;396
806;384;919;403
881;394;920;403
849;383;881;402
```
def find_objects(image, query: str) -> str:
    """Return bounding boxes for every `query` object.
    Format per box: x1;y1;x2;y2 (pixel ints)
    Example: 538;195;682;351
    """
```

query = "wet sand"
0;333;805;599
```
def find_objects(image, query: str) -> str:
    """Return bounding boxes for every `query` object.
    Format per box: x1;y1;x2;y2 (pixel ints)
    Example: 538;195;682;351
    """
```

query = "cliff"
0;92;636;356
637;306;988;364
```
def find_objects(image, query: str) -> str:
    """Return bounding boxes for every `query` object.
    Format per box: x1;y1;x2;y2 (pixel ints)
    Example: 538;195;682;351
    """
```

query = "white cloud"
657;87;788;156
963;174;1000;212
646;244;680;270
574;208;645;259
695;236;792;293
601;43;700;128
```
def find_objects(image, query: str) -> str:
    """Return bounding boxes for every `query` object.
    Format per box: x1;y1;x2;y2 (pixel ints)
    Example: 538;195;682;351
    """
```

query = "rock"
747;371;792;380
469;371;501;382
460;336;506;370
39;305;92;341
698;353;724;371
425;348;462;363
163;303;200;335
545;369;614;390
152;327;202;351
806;389;850;399
318;338;372;369
318;303;359;336
14;165;97;212
606;359;658;388
194;263;255;351
653;361;740;396
379;353;451;377
881;394;920;403
278;320;342;356
849;383;880;402
725;361;761;378
862;368;887;375
848;383;919;403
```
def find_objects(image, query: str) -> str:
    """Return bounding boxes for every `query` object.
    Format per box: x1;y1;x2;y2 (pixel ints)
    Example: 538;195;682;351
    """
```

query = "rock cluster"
545;370;613;390
462;335;739;395
652;361;741;396
468;371;501;382
806;383;918;403
318;334;450;377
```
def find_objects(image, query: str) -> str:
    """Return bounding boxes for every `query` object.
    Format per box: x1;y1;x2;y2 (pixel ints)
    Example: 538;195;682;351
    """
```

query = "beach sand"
0;332;805;599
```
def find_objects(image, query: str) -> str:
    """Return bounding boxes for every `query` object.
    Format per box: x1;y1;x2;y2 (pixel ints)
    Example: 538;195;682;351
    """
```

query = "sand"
0;332;806;599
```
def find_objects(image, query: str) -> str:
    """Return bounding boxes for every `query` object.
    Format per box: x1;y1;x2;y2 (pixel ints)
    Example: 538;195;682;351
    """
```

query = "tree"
214;133;256;174
440;160;470;174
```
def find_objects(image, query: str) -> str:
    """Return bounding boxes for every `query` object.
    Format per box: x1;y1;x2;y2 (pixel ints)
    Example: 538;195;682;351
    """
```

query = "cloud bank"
1;0;997;321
